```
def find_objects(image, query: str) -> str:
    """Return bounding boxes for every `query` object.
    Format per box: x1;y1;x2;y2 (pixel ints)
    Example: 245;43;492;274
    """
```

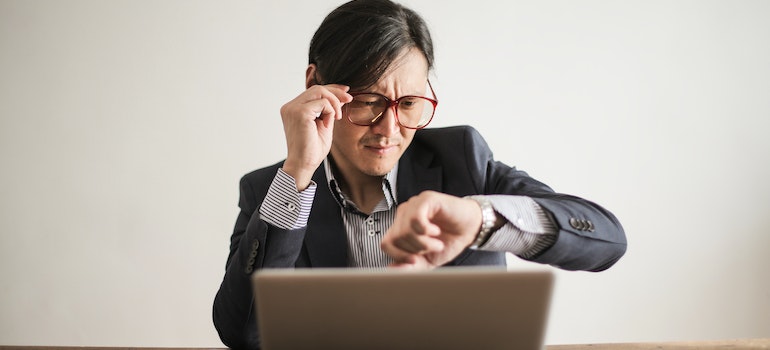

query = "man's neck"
336;172;385;215
324;156;395;215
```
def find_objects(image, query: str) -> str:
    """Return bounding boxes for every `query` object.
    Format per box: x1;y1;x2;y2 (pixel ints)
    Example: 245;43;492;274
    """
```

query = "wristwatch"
467;196;496;249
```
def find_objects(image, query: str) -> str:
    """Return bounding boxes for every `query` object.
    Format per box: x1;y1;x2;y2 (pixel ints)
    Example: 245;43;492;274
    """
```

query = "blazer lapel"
397;143;443;203
396;141;475;267
304;167;348;267
303;141;444;267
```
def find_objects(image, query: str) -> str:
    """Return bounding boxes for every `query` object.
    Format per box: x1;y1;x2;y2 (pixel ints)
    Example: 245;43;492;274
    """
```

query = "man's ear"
305;64;318;89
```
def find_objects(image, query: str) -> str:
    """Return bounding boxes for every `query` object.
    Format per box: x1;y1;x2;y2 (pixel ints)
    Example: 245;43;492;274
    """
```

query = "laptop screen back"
253;267;554;350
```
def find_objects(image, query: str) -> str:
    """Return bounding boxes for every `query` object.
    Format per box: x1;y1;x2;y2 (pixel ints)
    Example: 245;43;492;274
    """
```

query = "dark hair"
308;0;434;90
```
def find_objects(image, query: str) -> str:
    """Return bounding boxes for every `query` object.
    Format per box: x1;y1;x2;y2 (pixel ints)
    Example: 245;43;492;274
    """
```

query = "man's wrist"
281;163;314;191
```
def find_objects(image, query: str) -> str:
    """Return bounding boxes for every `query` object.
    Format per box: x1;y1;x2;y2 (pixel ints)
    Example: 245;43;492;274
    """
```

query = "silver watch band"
467;196;496;249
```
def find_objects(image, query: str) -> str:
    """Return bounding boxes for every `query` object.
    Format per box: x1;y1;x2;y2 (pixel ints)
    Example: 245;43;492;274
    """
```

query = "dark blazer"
213;125;626;349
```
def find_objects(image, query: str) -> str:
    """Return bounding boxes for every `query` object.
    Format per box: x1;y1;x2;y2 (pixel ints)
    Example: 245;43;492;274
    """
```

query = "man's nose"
370;106;400;136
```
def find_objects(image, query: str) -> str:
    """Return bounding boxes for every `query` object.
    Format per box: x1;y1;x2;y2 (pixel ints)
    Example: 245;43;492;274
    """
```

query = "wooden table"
549;339;770;349
2;339;769;349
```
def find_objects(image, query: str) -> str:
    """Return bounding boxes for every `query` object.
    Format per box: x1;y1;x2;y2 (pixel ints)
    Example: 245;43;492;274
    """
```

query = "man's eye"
354;95;383;106
399;98;419;108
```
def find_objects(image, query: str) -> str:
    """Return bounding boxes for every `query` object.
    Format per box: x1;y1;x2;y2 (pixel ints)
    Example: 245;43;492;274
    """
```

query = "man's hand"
280;84;353;190
381;191;484;269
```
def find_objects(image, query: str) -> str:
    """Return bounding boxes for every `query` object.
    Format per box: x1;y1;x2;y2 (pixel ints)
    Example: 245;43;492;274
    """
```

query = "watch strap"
467;196;496;249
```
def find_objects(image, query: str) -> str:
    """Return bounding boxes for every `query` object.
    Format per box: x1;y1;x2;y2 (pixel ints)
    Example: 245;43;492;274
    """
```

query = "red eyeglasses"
343;81;438;129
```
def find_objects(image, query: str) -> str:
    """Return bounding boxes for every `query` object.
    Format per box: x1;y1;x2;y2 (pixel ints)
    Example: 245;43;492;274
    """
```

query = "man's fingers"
325;83;350;91
393;233;445;254
300;97;336;122
317;99;337;127
382;242;418;262
326;85;352;120
325;84;353;102
388;259;430;270
301;85;352;121
409;216;441;237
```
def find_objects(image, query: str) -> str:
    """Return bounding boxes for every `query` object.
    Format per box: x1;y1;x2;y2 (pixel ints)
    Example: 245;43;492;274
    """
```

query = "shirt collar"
323;157;399;211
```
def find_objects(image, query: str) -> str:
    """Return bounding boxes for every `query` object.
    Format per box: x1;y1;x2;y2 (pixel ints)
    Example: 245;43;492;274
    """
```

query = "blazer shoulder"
414;125;486;146
412;125;494;169
236;161;287;208
404;125;496;196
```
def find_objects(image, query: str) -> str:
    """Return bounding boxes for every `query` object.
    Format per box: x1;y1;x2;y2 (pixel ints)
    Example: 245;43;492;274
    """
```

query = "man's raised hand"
280;84;353;190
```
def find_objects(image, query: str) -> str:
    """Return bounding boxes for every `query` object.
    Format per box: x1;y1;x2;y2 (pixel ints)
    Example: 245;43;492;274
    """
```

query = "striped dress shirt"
259;159;556;268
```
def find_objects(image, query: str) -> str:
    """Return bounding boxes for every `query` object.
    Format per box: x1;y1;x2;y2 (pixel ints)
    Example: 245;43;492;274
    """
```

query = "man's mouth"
364;143;398;154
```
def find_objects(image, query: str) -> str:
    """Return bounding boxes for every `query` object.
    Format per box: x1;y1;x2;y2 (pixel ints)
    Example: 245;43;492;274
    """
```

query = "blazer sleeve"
212;167;307;349
461;126;627;272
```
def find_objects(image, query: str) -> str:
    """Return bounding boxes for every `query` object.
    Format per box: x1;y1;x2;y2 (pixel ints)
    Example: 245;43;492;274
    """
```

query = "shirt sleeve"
258;168;317;230
473;195;557;259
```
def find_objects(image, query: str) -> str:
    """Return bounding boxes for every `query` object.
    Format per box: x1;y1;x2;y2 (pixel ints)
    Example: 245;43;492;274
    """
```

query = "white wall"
1;0;768;347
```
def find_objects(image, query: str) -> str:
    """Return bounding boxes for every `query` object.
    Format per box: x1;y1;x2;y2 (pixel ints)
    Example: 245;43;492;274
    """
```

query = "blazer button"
245;254;256;274
245;240;259;274
570;218;594;231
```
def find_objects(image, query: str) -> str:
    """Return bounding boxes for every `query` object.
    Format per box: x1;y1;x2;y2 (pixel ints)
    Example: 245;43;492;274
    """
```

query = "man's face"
329;48;429;182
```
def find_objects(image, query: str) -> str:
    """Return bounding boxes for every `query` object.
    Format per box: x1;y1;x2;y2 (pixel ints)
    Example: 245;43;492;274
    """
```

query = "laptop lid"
253;267;554;350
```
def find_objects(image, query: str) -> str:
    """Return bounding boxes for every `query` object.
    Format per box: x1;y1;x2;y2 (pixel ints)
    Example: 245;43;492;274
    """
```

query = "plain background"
1;0;769;347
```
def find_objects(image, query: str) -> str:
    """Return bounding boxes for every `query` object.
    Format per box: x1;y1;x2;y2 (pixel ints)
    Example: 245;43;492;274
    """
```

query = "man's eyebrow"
352;90;426;98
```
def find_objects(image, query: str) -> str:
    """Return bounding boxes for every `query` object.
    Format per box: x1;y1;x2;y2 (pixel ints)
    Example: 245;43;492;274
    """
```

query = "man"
213;0;627;348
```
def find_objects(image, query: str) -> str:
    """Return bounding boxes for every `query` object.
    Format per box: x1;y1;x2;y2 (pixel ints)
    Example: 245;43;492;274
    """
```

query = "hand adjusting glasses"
342;81;438;129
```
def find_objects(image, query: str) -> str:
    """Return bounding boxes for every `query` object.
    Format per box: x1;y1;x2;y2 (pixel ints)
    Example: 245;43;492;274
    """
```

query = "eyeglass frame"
344;80;438;130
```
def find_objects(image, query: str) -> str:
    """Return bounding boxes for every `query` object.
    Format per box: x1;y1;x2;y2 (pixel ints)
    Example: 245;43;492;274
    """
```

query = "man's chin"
363;168;393;177
361;162;397;177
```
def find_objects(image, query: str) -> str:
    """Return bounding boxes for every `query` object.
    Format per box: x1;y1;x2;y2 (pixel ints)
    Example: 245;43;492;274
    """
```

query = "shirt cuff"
258;168;316;230
474;195;557;258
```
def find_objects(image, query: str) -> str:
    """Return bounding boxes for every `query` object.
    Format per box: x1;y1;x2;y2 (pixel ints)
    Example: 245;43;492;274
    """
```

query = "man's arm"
212;169;312;349
382;126;626;271
382;190;626;271
213;83;353;348
482;158;626;271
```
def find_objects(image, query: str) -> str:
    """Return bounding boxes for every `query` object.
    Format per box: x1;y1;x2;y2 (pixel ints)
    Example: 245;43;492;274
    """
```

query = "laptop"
252;267;554;350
